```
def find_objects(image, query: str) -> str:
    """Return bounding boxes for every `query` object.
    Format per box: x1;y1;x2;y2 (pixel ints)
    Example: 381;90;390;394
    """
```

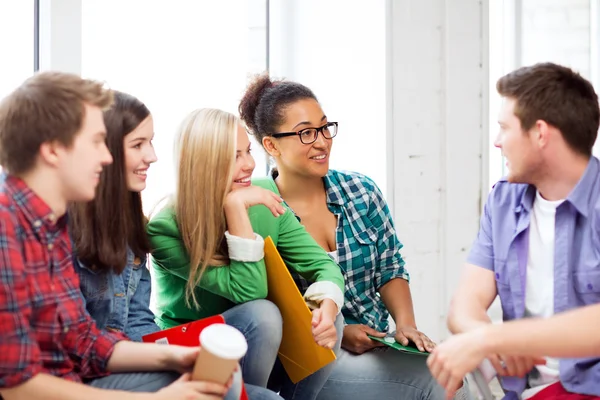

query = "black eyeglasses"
271;122;338;144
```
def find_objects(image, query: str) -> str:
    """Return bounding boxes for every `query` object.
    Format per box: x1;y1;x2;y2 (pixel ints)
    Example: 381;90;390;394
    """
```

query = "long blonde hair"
172;108;238;308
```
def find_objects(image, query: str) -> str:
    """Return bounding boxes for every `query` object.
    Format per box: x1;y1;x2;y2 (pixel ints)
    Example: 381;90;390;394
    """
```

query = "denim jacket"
73;248;160;342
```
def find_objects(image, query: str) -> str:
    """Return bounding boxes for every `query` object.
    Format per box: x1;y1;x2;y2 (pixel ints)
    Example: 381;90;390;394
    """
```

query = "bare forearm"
447;264;498;334
320;298;338;320
224;202;254;239
380;278;416;328
0;373;148;400
107;341;171;372
447;301;492;334
483;304;600;358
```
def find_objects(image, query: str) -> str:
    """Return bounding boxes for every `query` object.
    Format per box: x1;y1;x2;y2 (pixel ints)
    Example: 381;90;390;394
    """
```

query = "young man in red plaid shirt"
0;72;230;400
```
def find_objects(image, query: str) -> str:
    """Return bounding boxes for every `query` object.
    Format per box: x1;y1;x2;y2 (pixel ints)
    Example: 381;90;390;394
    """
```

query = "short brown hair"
497;62;600;156
0;71;113;175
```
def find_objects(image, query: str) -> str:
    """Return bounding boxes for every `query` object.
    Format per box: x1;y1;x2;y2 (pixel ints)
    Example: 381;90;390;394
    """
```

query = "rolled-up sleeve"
62;266;127;379
0;213;43;388
366;180;410;290
225;231;264;262
68;318;126;379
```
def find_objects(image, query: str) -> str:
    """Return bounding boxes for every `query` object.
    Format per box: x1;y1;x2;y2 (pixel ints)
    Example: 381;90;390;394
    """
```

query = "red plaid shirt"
0;175;125;388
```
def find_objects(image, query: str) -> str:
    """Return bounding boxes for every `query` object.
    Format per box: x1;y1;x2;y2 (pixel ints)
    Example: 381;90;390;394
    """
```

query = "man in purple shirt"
427;62;600;399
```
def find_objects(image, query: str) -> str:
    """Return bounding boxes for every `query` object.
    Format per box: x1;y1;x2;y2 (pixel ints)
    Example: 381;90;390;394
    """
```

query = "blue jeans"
87;371;180;392
223;299;283;388
315;346;473;400
88;370;281;400
267;313;344;400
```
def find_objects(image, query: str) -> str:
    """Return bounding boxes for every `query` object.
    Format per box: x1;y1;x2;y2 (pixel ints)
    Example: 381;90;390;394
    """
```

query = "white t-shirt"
521;191;564;399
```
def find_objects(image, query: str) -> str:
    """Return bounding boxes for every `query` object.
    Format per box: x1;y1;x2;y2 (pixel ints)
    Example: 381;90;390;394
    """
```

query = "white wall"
389;0;488;341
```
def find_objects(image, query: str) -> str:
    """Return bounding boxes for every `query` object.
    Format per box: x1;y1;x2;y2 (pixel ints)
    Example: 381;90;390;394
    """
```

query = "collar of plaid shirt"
272;169;410;332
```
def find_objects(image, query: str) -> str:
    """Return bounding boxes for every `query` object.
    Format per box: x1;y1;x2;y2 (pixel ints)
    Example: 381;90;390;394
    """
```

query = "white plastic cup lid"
199;323;248;360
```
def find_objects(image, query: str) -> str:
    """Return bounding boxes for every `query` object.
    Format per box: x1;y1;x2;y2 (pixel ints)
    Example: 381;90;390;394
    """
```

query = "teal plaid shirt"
283;170;410;332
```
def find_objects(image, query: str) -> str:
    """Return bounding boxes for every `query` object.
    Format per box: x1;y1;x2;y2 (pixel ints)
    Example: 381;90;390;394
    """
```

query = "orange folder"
263;236;336;383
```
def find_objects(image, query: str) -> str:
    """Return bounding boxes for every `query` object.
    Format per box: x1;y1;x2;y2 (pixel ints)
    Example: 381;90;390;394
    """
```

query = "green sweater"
147;177;345;329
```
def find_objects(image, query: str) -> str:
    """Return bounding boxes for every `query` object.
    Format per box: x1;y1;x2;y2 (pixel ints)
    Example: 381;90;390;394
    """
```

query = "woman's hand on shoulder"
224;186;286;217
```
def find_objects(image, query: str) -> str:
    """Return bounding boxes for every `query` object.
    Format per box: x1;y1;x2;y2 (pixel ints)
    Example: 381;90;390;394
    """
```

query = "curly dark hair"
238;73;317;145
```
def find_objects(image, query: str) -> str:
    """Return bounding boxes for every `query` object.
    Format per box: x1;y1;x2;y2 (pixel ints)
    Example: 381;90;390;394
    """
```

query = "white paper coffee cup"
192;323;248;384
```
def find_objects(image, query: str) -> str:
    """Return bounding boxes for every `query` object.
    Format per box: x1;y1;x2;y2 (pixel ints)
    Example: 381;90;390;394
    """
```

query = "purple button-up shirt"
467;156;600;398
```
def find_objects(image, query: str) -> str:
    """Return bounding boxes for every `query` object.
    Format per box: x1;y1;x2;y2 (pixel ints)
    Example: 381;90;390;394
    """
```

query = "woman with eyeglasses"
239;75;472;400
146;108;345;400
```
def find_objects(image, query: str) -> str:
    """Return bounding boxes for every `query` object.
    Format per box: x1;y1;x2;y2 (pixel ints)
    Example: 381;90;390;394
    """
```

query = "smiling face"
123;115;157;192
265;98;332;179
231;124;256;190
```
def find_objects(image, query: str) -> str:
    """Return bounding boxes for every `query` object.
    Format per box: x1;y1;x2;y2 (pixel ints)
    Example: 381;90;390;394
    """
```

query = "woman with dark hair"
69;90;159;341
239;75;472;400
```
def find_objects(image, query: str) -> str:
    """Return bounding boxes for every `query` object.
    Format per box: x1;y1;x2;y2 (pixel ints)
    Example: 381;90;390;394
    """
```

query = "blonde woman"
147;108;345;400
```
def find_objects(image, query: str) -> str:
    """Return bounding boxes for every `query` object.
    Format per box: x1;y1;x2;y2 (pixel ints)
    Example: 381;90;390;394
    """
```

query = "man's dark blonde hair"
0;71;114;175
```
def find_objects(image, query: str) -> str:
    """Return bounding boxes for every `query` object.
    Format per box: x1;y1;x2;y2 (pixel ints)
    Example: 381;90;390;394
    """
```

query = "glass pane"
269;0;387;195
0;1;34;99
81;0;267;213
0;0;34;174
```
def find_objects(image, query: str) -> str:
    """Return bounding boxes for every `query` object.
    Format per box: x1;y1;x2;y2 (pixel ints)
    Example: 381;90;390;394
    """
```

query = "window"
81;0;268;213
268;0;388;195
489;0;597;185
0;1;34;99
0;0;34;174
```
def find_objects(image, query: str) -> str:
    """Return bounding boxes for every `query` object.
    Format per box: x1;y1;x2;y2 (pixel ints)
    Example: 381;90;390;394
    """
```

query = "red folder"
142;315;248;400
142;315;225;346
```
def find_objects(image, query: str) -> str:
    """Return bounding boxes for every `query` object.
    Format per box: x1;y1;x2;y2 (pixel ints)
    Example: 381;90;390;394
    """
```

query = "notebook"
367;334;430;356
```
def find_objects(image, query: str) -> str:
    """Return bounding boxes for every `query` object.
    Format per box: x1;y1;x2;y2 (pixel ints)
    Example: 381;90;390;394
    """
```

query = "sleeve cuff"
91;330;127;375
466;251;494;270
378;270;410;289
303;281;344;315
225;231;265;262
